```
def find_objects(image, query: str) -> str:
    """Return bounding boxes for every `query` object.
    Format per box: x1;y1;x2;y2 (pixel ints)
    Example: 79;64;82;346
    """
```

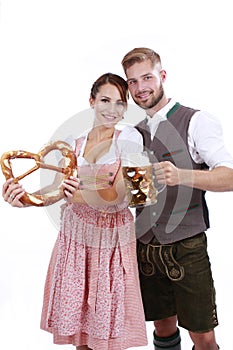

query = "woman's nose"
107;102;117;113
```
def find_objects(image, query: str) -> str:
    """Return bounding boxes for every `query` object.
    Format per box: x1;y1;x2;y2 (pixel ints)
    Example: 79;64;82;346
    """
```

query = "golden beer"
122;165;158;208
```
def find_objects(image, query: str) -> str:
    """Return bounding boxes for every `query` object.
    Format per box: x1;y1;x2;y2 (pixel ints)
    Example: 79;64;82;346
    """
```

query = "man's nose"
136;80;146;92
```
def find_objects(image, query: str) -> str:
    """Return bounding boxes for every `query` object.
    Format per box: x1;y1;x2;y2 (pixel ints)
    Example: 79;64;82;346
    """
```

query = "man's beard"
134;84;164;110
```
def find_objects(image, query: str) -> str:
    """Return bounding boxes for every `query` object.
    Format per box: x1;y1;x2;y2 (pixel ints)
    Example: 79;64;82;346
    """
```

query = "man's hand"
153;161;180;186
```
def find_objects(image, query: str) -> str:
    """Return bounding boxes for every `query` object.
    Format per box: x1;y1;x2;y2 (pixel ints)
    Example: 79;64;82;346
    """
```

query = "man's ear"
160;69;167;83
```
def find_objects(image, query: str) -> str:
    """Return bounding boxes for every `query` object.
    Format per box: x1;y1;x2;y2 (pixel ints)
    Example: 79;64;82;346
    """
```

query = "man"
121;47;233;350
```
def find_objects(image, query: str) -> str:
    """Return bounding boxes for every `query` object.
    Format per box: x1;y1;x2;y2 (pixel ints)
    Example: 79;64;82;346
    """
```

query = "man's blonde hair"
121;47;161;73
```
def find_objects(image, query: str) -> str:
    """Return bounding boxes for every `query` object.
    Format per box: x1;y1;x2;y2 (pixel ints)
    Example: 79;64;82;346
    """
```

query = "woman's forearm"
72;183;126;207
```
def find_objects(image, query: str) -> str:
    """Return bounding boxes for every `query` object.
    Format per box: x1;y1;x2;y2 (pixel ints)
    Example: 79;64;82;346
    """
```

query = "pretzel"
1;141;77;206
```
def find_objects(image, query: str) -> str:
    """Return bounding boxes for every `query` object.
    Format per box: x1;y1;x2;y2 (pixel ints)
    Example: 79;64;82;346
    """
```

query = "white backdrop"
0;1;233;349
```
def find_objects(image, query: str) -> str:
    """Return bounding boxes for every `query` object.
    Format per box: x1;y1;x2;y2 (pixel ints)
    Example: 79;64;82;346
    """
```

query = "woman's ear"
89;97;95;108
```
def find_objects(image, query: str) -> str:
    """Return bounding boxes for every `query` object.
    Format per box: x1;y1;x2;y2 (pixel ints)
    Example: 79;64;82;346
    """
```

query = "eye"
101;98;110;103
144;75;152;81
128;79;136;86
116;101;125;107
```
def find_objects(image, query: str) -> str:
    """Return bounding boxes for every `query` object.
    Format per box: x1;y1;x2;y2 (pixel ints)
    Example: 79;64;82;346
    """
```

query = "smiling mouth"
103;114;117;120
136;91;151;101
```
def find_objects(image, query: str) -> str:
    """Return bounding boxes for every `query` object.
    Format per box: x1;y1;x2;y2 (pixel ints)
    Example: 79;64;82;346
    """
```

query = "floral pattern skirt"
40;203;147;350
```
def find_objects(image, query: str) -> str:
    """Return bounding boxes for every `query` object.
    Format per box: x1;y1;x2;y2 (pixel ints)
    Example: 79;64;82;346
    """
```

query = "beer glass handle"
151;164;166;194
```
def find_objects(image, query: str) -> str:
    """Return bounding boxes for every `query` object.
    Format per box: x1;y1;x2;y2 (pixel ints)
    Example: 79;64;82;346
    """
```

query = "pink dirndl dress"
40;130;147;350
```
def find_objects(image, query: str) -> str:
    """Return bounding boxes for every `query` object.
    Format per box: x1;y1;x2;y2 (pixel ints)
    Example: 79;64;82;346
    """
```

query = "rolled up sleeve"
188;111;233;169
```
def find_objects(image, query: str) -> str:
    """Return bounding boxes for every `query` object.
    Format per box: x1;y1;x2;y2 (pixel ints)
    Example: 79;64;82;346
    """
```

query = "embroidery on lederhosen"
138;242;156;276
158;245;184;281
138;241;185;281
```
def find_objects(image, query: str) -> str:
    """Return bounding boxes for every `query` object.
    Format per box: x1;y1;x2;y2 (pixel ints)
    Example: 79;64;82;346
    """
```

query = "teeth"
104;115;116;119
138;92;150;99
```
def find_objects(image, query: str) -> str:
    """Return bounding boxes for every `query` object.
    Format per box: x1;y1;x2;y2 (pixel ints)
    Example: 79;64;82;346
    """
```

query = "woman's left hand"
62;176;80;200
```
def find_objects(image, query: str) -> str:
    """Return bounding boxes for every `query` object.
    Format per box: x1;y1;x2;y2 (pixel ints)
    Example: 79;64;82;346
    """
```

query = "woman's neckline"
80;128;117;165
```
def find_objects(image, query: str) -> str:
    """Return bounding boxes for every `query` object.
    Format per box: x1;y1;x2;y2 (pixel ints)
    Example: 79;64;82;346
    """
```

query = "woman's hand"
2;178;26;207
62;176;80;201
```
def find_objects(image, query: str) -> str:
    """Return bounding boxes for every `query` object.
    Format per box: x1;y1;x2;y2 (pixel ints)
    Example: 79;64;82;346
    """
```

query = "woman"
2;73;148;350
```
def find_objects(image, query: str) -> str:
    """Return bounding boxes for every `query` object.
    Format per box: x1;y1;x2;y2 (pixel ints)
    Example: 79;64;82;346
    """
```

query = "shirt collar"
146;98;176;124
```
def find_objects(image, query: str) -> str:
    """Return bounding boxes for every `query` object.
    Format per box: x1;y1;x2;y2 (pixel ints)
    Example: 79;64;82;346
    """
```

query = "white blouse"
65;125;144;165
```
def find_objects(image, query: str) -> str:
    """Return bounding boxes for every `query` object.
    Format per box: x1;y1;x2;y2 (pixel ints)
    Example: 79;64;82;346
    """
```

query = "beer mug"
121;151;165;208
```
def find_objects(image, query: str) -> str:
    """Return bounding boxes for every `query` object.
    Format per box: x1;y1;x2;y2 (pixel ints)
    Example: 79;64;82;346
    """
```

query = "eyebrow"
127;73;152;82
101;95;123;102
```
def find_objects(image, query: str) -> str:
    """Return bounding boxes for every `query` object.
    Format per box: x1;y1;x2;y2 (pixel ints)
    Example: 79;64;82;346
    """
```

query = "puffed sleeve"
117;125;144;156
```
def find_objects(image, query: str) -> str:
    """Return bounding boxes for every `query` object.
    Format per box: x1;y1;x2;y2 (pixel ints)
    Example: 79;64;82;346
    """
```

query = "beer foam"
122;152;150;167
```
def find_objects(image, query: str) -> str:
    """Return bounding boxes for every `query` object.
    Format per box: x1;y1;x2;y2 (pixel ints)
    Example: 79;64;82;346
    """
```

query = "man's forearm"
178;166;233;192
